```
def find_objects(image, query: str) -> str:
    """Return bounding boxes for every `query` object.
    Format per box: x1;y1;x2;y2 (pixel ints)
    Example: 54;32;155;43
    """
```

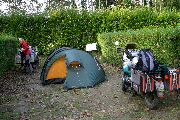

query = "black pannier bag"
135;48;158;73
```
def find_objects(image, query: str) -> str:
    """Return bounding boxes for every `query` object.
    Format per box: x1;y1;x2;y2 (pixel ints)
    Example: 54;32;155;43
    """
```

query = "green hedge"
99;7;180;32
0;7;180;53
0;34;18;76
0;8;180;55
97;27;180;69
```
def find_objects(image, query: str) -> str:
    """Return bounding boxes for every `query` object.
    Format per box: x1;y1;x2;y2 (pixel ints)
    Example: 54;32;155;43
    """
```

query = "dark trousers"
25;54;33;73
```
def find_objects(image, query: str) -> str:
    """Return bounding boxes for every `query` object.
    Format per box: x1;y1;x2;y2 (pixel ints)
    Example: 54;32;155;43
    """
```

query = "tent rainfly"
40;46;106;89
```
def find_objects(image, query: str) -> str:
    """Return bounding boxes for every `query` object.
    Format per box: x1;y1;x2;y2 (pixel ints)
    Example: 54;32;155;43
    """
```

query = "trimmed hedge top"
0;34;18;76
0;8;180;54
97;27;180;69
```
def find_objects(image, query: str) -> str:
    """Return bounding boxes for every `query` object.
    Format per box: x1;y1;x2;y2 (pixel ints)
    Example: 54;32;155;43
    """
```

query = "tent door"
46;56;67;80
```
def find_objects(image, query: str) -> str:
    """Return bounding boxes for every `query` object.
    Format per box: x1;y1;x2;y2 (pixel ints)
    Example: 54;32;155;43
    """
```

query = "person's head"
19;38;24;44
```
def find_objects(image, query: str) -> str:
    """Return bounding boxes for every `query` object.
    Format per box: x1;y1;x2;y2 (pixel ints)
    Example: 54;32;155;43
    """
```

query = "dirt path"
0;58;180;120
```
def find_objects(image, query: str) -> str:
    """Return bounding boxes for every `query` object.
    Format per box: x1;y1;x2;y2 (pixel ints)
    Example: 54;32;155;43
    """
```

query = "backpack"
135;48;158;73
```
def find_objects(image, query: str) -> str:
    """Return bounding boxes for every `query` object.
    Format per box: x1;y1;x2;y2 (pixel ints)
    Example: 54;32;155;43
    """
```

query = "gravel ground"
0;57;180;120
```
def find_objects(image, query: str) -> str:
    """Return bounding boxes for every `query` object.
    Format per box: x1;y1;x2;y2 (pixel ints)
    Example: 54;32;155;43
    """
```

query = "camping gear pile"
40;46;106;89
15;45;39;69
116;42;180;109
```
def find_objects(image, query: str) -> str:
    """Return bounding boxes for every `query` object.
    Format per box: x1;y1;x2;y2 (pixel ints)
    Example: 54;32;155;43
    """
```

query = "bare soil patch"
0;57;180;120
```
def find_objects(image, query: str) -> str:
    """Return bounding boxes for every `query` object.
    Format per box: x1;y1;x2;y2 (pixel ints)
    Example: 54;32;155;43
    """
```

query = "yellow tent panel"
46;56;67;80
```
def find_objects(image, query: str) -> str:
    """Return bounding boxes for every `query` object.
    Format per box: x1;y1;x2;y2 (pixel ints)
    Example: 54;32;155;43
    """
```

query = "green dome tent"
40;46;106;89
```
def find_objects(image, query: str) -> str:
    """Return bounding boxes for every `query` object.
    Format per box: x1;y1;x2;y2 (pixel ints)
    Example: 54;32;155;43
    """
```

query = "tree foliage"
1;0;180;13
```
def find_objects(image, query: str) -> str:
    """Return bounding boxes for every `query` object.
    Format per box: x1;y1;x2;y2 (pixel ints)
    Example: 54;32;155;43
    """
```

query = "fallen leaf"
144;108;150;111
36;112;41;115
79;113;84;118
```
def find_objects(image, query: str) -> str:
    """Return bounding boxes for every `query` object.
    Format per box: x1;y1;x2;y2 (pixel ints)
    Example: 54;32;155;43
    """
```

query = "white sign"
86;43;97;51
115;41;120;46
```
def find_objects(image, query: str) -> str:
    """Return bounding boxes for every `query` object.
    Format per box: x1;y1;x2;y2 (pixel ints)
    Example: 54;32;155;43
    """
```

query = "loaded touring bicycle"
15;44;39;72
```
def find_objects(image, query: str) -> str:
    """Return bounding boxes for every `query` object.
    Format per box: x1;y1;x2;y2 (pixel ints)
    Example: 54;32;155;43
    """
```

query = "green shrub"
97;27;180;68
0;34;18;76
0;8;179;55
99;7;180;32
